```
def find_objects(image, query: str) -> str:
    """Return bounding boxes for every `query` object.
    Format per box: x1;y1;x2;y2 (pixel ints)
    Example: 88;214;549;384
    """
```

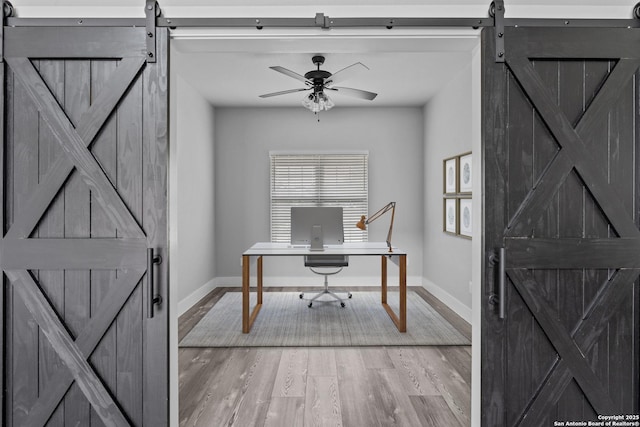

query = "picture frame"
459;152;472;193
443;156;458;194
443;198;458;235
459;198;472;238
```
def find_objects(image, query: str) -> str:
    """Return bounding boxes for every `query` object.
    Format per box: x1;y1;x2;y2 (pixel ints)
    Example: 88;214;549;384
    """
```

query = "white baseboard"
177;278;218;317
422;278;472;323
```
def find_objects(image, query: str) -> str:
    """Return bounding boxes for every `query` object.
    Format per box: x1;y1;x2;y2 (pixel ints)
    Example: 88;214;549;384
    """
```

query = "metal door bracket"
490;0;505;63
1;1;15;63
315;13;331;29
145;0;160;63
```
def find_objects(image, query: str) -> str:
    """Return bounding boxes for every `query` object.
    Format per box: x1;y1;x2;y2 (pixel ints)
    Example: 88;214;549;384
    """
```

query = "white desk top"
243;242;406;256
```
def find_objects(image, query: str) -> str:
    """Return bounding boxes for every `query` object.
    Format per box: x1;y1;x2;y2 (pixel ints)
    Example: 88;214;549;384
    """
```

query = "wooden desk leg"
242;255;250;333
399;254;407;332
381;255;387;304
380;254;407;333
242;255;263;333
257;256;263;305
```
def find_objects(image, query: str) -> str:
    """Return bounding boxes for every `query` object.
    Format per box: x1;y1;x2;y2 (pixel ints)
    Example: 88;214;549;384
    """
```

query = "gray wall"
172;75;217;308
214;106;425;284
423;59;474;317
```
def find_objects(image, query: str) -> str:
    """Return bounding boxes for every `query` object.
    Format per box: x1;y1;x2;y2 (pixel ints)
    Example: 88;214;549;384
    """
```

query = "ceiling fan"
259;55;378;113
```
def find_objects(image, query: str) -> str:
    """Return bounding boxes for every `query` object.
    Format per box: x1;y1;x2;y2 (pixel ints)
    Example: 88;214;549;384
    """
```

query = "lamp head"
356;215;367;230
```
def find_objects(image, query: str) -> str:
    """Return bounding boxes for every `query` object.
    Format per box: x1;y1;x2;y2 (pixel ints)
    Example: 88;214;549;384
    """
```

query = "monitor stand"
310;225;324;251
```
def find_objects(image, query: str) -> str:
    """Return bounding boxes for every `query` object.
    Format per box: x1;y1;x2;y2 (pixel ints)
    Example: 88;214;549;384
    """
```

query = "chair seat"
304;255;349;268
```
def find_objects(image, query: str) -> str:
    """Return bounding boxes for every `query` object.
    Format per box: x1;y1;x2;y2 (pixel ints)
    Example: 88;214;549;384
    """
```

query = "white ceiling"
164;0;637;109
171;29;481;108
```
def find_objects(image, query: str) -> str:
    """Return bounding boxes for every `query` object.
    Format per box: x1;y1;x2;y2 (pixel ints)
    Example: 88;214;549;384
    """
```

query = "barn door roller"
145;0;160;63
0;1;14;63
489;0;505;63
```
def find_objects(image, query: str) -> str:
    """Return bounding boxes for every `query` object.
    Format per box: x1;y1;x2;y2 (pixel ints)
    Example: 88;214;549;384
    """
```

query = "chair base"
301;265;352;308
299;288;353;308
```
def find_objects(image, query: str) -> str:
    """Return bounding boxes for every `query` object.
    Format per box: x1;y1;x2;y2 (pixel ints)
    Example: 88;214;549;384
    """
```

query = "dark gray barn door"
482;27;640;425
1;26;169;426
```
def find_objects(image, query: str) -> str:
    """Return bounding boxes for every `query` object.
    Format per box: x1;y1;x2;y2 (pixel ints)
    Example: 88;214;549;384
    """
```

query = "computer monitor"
290;207;344;249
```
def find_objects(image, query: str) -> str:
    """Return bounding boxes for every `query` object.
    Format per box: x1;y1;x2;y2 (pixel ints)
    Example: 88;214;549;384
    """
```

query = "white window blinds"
270;152;369;243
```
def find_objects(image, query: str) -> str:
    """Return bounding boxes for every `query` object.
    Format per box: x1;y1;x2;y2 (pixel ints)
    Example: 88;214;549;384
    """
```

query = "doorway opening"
168;27;482;426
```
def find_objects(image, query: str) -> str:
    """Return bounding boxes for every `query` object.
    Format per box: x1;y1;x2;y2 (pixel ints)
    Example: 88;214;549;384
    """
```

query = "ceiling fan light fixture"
302;91;334;113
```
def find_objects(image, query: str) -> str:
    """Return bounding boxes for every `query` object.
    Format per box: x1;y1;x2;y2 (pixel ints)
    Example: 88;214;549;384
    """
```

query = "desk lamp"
356;202;396;252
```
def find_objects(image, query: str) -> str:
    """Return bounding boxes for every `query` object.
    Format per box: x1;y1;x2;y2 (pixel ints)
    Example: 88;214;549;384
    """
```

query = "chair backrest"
304;255;349;268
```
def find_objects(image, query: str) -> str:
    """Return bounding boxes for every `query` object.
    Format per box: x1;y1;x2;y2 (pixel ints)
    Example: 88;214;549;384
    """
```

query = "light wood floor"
178;287;472;427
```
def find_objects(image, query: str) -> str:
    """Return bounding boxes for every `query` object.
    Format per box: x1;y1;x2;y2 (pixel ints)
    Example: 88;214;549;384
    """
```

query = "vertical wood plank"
307;348;337;377
272;348;308;398
481;27;509;427
410;395;464;427
581;63;612;396
264;397;305;427
181;348;258;426
178;348;228;424
506;53;536;426
558;60;590;418
36;59;66;427
117;52;144;426
414;347;471;427
527;46;560;396
387;347;440;396
11;57;40;427
225;348;282;427
506;69;534;223
4;62;14;427
142;28;170;426
505;273;534;425
531;59;560;238
304;375;343;427
63;58;92;427
335;348;380;427
89;58;119;427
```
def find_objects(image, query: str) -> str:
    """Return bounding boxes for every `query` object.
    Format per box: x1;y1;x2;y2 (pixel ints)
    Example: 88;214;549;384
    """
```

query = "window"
270;151;368;243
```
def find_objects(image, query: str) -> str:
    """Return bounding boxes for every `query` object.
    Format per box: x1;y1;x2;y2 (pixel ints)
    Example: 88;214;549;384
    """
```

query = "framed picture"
459;198;472;238
459;152;472;193
443;156;458;194
443;198;458;235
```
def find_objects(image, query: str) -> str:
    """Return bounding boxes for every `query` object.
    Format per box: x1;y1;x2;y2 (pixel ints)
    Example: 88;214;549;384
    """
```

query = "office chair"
299;255;352;307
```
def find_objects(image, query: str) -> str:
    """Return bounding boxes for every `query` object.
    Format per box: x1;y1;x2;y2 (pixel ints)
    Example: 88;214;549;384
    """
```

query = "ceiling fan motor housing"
305;56;332;93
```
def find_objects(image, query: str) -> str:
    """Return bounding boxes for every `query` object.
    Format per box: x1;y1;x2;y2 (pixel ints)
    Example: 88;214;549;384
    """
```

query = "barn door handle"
147;248;163;319
488;247;506;320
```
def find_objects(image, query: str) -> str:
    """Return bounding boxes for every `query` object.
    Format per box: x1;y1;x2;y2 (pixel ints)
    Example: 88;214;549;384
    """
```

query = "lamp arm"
365;202;396;224
366;202;396;252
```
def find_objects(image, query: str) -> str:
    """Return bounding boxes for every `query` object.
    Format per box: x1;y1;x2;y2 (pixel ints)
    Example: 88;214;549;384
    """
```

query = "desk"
242;242;407;333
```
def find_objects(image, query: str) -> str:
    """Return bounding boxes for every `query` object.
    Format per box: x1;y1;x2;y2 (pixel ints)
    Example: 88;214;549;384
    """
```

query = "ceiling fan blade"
326;62;369;85
269;66;311;84
327;86;378;101
259;88;309;98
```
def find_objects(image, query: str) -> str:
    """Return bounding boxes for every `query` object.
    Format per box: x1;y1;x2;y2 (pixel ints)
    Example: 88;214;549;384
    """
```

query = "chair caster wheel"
308;302;313;308
341;302;345;308
299;293;304;299
348;293;352;299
